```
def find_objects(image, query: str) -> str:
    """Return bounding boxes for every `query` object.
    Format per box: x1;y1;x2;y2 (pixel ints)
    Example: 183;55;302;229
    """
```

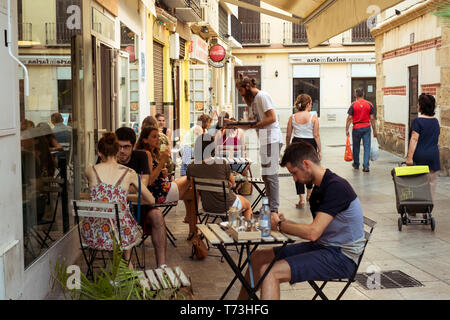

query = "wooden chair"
73;200;142;278
307;216;377;300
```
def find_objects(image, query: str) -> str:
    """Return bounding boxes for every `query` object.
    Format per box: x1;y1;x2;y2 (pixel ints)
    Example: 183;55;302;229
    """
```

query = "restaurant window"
18;0;83;268
293;78;321;117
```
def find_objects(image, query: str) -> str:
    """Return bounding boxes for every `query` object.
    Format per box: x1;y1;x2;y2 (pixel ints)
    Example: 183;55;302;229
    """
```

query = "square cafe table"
197;223;299;300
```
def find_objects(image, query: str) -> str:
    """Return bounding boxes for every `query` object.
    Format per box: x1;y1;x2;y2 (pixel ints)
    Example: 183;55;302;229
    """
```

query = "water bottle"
258;197;271;237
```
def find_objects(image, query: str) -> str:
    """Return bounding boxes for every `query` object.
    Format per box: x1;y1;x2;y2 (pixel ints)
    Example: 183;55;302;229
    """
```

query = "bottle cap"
262;197;269;205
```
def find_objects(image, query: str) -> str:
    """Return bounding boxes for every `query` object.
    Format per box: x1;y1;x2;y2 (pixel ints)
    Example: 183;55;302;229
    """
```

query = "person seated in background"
155;113;172;147
84;132;155;267
50;112;71;146
141;116;174;176
187;133;252;220
113;126;167;268
135;126;197;239
36;122;63;152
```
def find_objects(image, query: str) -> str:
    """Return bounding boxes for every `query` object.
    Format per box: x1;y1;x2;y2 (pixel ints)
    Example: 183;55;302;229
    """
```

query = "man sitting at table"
237;141;365;300
187;133;252;220
114;127;168;269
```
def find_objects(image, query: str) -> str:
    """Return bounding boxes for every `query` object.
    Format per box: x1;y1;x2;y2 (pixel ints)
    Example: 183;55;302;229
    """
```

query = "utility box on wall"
169;33;180;60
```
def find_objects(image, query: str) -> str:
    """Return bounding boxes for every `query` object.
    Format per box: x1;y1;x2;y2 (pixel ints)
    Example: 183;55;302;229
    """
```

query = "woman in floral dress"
83;132;155;265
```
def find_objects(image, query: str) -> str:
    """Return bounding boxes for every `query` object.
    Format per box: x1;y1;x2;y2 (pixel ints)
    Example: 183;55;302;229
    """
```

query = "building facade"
231;0;377;129
371;0;450;175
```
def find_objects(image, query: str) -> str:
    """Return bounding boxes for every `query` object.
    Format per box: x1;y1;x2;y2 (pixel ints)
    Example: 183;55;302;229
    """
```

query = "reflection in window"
18;0;81;268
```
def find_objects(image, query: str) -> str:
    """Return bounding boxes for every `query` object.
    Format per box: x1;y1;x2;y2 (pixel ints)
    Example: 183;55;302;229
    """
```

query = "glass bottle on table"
258;197;271;237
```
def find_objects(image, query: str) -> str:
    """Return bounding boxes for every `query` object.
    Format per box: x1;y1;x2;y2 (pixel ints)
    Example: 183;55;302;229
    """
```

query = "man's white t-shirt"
251;90;283;146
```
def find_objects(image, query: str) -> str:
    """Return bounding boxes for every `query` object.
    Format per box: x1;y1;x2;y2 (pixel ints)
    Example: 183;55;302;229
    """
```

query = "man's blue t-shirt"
309;169;365;264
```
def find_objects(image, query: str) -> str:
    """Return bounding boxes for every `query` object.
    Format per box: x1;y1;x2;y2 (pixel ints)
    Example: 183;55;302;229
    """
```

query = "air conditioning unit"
169;33;180;59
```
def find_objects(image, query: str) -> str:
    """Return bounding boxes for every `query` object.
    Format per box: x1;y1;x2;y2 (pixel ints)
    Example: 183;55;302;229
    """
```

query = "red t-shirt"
348;99;375;129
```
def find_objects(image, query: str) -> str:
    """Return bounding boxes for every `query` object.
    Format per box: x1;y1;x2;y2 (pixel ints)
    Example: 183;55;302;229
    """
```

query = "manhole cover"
355;270;423;290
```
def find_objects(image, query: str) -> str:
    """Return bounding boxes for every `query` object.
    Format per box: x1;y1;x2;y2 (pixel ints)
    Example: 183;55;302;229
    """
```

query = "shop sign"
209;44;226;62
289;53;375;64
19;55;71;66
190;34;208;64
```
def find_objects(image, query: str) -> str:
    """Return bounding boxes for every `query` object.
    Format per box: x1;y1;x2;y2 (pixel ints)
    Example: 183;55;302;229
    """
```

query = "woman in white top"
285;93;322;208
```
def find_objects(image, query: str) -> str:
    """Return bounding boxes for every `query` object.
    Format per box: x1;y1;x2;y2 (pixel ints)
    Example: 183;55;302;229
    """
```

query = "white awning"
222;0;404;48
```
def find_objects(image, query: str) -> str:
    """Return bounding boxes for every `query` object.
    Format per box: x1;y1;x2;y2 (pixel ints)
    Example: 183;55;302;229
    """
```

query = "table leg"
217;244;259;300
220;243;245;300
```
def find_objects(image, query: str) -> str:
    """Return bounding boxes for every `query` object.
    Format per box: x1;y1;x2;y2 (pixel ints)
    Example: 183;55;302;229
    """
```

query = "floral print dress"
80;166;140;251
148;158;171;204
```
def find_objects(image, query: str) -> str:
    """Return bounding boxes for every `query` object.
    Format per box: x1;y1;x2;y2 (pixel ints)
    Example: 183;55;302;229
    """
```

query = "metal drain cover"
355;270;423;290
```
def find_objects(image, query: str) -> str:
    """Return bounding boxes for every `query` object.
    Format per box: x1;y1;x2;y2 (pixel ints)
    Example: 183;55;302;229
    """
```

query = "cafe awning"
222;0;404;48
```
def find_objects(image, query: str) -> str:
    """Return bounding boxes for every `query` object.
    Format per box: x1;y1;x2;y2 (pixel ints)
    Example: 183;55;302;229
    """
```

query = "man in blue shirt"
237;141;365;300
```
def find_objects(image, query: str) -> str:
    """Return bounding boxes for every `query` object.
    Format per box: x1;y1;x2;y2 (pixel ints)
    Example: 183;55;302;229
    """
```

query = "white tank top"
292;113;314;139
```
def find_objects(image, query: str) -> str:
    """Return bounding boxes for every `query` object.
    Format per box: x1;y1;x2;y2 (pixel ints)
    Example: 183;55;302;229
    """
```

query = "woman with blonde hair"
285;93;322;208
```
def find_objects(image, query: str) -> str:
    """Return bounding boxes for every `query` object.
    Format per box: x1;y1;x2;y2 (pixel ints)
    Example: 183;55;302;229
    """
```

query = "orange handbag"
345;136;353;162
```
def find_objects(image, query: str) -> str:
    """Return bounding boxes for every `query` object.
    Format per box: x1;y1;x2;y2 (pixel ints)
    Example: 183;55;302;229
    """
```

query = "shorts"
165;181;179;203
230;195;242;211
273;242;356;284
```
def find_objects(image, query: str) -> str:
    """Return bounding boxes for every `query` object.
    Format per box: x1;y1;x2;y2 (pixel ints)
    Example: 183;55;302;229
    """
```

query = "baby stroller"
391;164;435;231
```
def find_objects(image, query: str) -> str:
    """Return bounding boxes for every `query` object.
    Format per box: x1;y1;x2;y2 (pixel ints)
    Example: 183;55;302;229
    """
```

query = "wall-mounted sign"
289;53;375;64
209;44;226;62
19;55;71;66
190;34;208;64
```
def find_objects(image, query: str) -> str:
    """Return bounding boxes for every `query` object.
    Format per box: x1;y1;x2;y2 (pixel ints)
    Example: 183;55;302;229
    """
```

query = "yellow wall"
179;42;191;134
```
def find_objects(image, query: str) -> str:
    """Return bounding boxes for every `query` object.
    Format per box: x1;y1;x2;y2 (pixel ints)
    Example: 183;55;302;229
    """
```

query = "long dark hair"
136;126;160;162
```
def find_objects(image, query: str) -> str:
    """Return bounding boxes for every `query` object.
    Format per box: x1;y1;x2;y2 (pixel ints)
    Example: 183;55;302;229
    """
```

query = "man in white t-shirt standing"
233;74;283;213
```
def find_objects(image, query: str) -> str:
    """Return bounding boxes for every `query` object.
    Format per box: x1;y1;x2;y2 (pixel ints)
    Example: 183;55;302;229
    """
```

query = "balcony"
18;23;33;42
163;0;202;22
45;22;81;46
241;23;270;46
190;0;219;38
345;21;375;44
283;22;307;45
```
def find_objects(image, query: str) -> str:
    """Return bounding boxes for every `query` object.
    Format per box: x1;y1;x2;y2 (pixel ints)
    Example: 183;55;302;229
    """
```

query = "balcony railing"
18;23;32;42
186;0;202;20
45;22;81;45
241;23;270;45
231;15;242;44
283;22;307;45
351;21;374;43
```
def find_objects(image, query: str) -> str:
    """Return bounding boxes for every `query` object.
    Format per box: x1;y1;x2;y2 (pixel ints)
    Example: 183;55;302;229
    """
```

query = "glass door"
189;65;207;125
293;78;321;117
118;51;130;128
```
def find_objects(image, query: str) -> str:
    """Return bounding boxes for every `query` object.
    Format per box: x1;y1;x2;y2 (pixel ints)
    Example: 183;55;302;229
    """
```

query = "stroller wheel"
398;217;403;231
430;217;435;231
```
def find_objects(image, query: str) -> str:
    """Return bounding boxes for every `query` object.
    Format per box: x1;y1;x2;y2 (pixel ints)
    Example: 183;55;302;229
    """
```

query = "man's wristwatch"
277;220;283;232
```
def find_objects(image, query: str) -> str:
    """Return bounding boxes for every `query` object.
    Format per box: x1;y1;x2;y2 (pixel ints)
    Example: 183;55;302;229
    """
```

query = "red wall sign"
209;44;226;62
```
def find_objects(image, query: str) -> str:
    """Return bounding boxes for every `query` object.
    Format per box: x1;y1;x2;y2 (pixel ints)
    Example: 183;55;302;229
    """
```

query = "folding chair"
307;216;377;300
192;177;231;225
73;200;142;278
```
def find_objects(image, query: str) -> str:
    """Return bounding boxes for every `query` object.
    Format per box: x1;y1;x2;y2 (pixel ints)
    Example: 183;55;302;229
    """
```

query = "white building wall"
0;2;25;300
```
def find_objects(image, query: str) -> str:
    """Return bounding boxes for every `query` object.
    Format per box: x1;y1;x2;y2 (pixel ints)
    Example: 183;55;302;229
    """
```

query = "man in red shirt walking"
346;88;378;172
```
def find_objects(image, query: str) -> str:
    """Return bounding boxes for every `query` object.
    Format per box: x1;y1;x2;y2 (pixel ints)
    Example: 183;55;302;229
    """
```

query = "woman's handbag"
345;136;353;162
238;167;253;196
191;233;208;260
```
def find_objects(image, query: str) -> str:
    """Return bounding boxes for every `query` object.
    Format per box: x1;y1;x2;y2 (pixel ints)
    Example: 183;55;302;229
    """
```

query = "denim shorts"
273;242;356;284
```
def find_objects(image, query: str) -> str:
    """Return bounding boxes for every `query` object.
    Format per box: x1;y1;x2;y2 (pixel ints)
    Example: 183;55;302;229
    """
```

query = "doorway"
351;78;376;112
408;65;419;133
293;78;320;116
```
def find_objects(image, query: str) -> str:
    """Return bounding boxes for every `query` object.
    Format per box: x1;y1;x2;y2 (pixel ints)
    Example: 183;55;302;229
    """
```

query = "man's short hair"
355;88;365;98
280;141;320;169
115;126;136;145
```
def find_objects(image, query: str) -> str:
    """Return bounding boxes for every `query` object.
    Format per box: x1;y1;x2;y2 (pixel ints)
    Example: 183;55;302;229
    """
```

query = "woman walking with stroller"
285;93;322;208
405;93;440;199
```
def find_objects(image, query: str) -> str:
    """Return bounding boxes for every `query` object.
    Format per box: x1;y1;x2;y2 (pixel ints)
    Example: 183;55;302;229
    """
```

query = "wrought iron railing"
186;0;202;20
18;23;32;42
241;22;270;45
231;15;242;44
351;21;374;43
45;22;81;45
283;22;307;45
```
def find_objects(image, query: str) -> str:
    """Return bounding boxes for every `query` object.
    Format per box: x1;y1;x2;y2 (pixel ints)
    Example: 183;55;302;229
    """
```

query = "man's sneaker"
352;164;359;170
362;168;370;172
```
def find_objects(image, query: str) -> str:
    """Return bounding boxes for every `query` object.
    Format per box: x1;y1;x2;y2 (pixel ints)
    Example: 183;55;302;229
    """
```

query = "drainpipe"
7;0;29;96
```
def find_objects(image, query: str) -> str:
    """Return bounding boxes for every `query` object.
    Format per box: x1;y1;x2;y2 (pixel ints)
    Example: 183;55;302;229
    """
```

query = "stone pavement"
70;127;450;300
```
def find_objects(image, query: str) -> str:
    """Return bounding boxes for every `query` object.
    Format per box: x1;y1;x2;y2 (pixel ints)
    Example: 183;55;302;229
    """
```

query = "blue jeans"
352;126;371;169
